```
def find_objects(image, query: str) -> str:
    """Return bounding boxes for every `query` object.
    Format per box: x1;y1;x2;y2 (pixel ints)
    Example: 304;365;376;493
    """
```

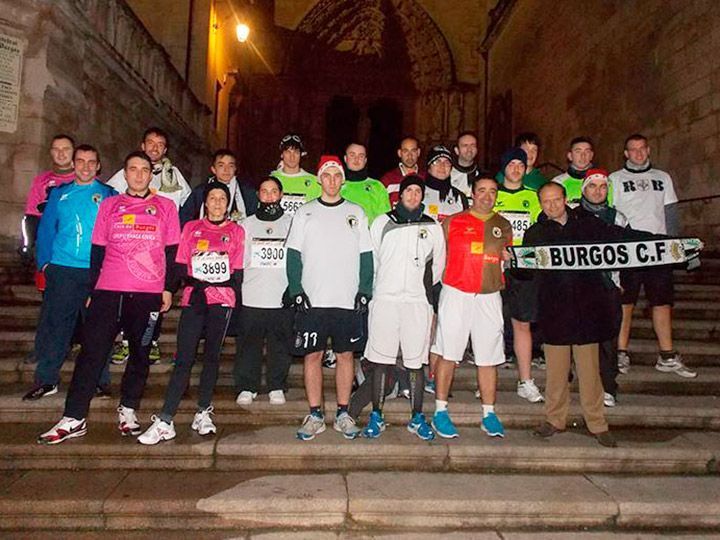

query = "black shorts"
502;271;539;323
292;307;366;355
620;266;674;307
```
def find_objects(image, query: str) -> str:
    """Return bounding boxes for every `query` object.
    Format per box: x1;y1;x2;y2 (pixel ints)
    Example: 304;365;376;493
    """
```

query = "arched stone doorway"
229;0;466;181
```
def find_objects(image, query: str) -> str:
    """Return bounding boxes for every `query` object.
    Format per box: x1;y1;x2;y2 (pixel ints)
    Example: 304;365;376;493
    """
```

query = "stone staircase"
1;252;719;537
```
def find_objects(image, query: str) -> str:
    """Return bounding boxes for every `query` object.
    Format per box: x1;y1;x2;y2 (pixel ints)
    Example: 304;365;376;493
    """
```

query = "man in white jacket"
107;127;191;209
361;174;446;440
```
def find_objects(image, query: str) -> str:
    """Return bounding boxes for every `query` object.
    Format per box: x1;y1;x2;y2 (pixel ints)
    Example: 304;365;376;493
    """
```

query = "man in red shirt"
381;136;425;189
431;173;512;439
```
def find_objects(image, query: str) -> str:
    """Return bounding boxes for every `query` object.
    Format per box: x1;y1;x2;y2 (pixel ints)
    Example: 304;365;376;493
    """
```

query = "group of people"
19;125;694;449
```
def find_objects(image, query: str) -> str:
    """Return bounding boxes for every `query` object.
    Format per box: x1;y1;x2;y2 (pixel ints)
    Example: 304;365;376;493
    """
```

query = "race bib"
280;194;305;215
501;211;531;242
251;239;286;269
191;252;230;283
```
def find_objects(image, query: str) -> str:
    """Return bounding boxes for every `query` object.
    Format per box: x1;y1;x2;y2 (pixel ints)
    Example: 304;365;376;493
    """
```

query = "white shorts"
364;299;433;369
434;285;505;367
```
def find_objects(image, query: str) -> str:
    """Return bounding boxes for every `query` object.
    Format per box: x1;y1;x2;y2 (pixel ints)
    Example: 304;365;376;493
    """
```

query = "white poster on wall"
0;33;23;133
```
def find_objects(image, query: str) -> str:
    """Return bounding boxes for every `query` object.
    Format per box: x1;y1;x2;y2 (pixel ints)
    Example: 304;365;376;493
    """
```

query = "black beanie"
399;174;425;198
500;147;528;172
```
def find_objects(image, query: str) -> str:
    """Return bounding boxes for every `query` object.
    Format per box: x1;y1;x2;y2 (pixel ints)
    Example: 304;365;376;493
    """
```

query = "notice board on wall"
0;32;23;133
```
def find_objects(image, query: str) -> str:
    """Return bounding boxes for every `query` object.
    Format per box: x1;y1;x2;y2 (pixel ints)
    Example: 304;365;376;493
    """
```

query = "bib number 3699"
191;252;230;283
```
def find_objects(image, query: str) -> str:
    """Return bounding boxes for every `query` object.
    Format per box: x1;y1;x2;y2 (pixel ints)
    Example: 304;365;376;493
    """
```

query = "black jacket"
523;207;639;345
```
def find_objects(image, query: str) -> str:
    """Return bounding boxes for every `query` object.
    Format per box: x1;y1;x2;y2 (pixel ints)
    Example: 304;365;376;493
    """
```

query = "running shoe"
502;355;517;369
474;389;481;400
617;351;631;375
235;391;257;405
517;379;545;403
431;410;459;439
531;354;546;370
117;405;141;436
149;340;161;365
334;411;361;439
296;412;326;441
361;410;385;439
268;390;286;405
22;384;58;401
111;340;129;365
595;430;618;448
407;412;435;441
655;354;697;378
192;406;216;435
37;416;87;445
322;349;337;369
138;416;176;445
424;379;436;395
481;412;505;438
603;392;616;408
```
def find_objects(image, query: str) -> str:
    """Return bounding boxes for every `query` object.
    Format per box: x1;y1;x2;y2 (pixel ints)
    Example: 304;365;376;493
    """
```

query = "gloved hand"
354;293;370;314
18;245;34;266
293;292;312;313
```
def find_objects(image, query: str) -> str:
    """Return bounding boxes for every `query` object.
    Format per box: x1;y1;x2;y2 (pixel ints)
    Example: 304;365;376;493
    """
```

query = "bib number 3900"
191;252;230;283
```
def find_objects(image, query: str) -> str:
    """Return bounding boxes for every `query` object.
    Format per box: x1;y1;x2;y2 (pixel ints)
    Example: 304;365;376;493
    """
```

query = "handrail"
677;194;720;205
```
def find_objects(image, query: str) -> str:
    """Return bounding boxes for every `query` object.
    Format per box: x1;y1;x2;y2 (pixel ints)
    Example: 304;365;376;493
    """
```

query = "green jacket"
340;177;391;224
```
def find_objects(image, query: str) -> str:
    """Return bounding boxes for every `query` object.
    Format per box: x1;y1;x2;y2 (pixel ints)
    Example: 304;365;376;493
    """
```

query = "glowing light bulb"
236;23;250;43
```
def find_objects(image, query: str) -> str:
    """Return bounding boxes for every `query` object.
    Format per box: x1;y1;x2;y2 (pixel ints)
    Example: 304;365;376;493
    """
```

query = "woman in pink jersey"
138;182;245;444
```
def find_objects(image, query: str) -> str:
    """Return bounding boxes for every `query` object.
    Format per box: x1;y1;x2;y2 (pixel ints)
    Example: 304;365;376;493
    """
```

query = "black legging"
159;303;232;422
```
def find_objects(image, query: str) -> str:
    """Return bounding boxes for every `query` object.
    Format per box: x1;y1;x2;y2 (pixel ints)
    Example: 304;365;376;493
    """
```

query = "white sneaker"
118;405;141;436
617;351;631;374
37;416;87;445
138;416;176;445
474;389;481;400
192;406;216;435
655;354;697;378
517;379;545;403
603;392;616;408
268;390;286;405
235;391;257;405
333;411;361;439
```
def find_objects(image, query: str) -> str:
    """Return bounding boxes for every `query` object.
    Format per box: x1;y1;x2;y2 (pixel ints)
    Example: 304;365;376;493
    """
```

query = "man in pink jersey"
37;151;181;445
20;134;76;265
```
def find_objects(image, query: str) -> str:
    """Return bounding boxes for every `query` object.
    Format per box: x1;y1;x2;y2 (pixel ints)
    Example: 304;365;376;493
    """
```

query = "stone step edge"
1;471;720;531
2;429;717;475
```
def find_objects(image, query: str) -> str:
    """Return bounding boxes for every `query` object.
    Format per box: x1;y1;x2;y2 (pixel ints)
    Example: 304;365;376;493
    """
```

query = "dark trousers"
234;306;293;393
34;264;110;387
64;290;161;420
599;288;622;397
160;303;232;421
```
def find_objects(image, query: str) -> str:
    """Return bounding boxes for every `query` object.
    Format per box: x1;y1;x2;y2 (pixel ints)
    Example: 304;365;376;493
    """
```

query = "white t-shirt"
450;166;475;197
107;165;192;209
422;185;467;223
241;213;292;309
609;166;678;234
285;199;372;309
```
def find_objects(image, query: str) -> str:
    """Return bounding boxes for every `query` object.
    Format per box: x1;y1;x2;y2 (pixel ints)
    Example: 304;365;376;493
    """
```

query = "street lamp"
236;23;250;43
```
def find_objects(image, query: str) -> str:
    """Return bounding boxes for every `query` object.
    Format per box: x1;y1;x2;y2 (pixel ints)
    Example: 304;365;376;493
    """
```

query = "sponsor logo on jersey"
347;215;358;228
145;205;157;215
266;227;273;234
221;235;230;244
471;242;484;254
637;178;650;191
122;214;135;225
305;180;312;187
196;239;209;251
92;193;102;204
492;226;502;238
419;228;428;239
60;193;69;201
194;230;202;237
523;200;530;208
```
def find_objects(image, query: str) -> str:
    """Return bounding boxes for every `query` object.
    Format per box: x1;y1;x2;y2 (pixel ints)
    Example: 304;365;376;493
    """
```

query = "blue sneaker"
407;412;435;441
362;410;385;439
481;412;505;438
431;410;459;439
424;379;436;394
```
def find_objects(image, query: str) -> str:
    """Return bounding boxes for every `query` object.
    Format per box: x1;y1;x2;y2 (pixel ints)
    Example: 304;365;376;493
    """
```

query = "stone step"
5;353;719;395
2;423;719;475
4;386;719;430
1;469;719;531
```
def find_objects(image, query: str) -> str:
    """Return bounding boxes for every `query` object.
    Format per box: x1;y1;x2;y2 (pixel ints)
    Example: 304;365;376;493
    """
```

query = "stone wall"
483;0;720;246
0;0;210;247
